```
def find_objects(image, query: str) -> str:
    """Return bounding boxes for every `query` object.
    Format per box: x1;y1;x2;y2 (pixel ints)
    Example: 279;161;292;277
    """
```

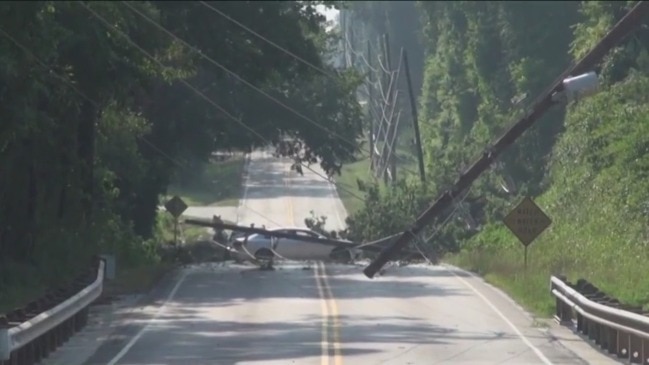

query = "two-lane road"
43;150;617;365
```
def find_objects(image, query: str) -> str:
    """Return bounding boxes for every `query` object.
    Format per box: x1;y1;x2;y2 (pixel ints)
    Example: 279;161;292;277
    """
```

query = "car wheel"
254;248;274;261
329;246;352;262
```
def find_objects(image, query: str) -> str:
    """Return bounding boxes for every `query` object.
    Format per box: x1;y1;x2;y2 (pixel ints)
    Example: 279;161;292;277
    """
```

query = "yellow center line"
286;162;342;364
320;262;343;365
315;262;331;365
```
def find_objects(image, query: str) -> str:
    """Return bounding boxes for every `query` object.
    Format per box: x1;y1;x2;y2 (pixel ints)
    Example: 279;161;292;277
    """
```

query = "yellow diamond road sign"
165;195;188;218
503;196;552;247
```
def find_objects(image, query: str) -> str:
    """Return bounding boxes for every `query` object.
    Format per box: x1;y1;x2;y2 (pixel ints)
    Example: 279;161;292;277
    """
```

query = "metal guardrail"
0;256;105;365
551;275;649;364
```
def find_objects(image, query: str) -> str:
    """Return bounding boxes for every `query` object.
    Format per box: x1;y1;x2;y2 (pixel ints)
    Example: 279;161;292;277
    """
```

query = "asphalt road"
42;150;618;365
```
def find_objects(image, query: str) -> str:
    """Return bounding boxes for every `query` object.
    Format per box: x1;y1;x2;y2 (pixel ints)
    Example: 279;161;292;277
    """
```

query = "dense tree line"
0;1;362;290
343;0;649;262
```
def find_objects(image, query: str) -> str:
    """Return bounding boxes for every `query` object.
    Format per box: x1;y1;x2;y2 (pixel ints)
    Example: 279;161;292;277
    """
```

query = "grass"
165;154;246;207
446;246;557;316
335;156;372;215
157;211;211;244
335;147;421;216
445;188;649;317
102;262;174;298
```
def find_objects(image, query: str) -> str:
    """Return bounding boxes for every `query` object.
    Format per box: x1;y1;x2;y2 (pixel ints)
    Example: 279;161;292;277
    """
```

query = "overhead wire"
198;1;337;80
0;23;292;233
124;1;421;179
202;0;404;181
115;1;368;201
217;0;419;180
0;26;186;170
344;35;379;73
79;2;367;209
120;1;371;161
409;186;474;265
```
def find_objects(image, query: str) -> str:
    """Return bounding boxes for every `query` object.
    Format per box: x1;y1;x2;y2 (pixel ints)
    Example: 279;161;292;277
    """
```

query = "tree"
0;1;363;297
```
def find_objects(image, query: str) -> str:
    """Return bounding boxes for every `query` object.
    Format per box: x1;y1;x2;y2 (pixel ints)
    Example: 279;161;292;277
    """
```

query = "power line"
131;2;422;181
80;1;366;204
0;25;186;169
0;23;288;230
198;1;337;80
120;1;370;161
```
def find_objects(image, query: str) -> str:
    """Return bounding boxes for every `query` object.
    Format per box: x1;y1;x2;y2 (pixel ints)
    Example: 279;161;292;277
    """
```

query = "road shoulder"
440;263;624;365
37;265;189;365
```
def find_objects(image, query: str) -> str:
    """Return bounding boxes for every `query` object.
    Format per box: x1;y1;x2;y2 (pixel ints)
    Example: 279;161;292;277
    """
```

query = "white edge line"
106;271;188;365
442;264;538;323
442;265;554;365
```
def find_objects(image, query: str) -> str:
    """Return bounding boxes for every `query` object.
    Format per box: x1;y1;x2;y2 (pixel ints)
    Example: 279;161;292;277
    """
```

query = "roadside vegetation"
339;1;649;316
0;2;363;311
335;156;371;215
164;153;247;207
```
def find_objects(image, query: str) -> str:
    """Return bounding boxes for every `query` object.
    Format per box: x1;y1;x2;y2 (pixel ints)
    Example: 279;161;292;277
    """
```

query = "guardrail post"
551;276;574;324
629;333;642;363
616;328;631;361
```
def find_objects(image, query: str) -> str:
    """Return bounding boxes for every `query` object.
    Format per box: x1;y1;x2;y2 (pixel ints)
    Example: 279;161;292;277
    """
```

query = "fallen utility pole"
363;0;649;279
183;218;422;256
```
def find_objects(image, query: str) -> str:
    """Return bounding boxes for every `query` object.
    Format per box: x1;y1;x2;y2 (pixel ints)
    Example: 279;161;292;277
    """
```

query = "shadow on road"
82;263;559;365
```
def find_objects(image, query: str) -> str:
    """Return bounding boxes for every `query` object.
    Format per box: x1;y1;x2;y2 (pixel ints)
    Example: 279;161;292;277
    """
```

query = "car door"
270;229;311;260
272;229;299;259
293;230;331;260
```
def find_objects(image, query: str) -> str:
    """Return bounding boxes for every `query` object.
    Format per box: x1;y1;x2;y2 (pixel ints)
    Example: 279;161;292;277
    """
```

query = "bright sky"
316;4;340;31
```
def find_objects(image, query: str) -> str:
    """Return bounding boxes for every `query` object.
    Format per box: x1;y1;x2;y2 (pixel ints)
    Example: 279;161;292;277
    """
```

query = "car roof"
266;226;318;232
236;227;323;239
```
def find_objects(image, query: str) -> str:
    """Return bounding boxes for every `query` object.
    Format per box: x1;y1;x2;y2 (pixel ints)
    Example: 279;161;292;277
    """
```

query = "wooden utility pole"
403;49;426;183
363;1;649;278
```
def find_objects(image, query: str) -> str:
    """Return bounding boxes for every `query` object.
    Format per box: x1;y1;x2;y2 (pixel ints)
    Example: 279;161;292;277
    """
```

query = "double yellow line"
315;262;343;365
284;161;342;364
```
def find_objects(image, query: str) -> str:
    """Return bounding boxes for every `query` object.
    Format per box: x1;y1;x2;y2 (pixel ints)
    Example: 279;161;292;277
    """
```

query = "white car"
231;226;361;263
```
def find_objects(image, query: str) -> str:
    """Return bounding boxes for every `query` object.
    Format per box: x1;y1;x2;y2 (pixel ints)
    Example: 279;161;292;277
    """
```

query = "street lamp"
552;71;600;104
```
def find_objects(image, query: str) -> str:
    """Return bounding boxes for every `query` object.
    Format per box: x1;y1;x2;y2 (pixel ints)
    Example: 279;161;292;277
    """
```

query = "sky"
316;4;340;31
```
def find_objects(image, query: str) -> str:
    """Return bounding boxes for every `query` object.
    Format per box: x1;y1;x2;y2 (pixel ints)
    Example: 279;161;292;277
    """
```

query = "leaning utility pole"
402;49;426;183
363;0;649;278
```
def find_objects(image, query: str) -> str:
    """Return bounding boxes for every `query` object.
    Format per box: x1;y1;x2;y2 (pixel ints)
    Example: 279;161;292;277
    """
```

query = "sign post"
503;196;552;270
164;195;188;247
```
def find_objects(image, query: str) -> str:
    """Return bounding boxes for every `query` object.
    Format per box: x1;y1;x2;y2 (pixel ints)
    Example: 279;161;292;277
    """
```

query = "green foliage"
167;154;246;207
344;0;649;313
0;1;362;309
